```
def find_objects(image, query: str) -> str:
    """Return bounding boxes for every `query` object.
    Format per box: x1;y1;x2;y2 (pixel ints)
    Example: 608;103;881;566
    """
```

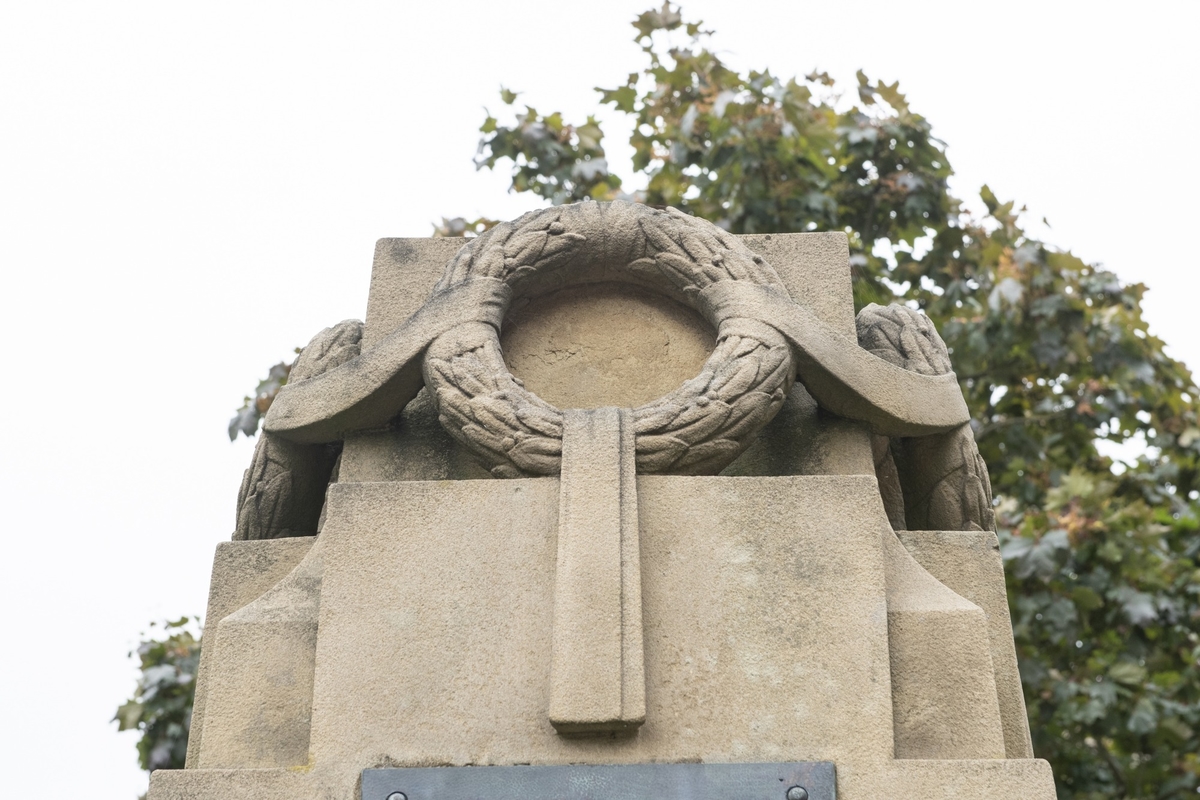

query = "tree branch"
1095;738;1128;799
977;409;1070;438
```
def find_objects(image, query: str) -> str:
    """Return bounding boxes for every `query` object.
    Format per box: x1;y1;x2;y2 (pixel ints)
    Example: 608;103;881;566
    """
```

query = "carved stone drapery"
857;304;995;532
265;201;972;451
234;320;364;540
248;201;986;534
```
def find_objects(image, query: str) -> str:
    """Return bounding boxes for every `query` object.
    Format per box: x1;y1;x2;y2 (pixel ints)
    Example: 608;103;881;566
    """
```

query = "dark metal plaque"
362;761;835;800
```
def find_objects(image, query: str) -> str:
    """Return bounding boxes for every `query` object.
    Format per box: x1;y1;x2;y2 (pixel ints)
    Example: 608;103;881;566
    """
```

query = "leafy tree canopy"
115;617;201;782
460;5;1200;797
215;5;1199;797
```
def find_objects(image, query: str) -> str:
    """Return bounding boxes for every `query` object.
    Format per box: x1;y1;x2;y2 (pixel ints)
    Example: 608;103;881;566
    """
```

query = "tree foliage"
115;617;201;777
228;360;293;440
469;5;1200;797
214;5;1199;796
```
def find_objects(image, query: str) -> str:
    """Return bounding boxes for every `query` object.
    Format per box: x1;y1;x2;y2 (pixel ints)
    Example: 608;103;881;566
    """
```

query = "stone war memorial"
150;200;1058;799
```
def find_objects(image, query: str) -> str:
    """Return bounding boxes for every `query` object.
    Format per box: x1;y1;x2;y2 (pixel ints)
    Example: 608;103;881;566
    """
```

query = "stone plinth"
158;475;1052;799
156;215;1055;799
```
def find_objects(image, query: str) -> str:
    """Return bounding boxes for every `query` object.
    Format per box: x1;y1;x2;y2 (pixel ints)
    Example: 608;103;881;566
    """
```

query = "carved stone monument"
150;201;1058;799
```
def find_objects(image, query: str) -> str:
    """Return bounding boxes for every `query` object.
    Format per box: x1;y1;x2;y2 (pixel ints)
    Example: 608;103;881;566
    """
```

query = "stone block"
185;537;314;767
163;212;1054;799
898;530;1034;759
160;476;1054;800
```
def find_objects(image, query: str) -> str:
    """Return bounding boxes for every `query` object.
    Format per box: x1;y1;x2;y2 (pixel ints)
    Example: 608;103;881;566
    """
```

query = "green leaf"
979;184;999;213
116;617;201;772
633;2;683;40
1071;586;1103;612
874;80;908;112
598;85;637;113
1108;661;1147;685
114;700;143;731
1112;586;1158;625
1127;697;1158;734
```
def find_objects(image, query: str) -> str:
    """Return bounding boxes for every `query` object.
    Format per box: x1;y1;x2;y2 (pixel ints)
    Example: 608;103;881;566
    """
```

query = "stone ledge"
151;758;1056;800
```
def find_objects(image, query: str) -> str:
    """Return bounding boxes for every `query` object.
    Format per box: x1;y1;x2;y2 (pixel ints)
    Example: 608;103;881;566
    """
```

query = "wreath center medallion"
422;200;798;478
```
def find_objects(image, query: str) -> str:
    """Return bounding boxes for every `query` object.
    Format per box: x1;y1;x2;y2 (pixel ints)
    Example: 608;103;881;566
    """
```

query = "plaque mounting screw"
786;788;809;800
386;793;407;800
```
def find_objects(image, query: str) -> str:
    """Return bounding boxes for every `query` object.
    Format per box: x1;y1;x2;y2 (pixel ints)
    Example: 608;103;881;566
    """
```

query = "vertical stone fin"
548;408;646;735
882;526;1007;760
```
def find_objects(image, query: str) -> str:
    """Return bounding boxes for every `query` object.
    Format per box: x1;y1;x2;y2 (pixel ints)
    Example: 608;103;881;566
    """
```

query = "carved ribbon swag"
237;200;991;538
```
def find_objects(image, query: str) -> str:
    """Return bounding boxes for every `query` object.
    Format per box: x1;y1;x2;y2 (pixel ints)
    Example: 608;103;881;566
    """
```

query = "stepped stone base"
158;228;1055;799
157;476;1054;800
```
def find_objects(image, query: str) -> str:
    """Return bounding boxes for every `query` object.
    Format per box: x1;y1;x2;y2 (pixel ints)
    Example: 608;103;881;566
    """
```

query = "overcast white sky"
1;2;1197;797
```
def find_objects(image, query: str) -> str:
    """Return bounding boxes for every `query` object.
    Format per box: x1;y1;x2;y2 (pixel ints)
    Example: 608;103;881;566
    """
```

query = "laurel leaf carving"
858;302;993;532
423;201;796;477
672;439;744;472
512;406;562;438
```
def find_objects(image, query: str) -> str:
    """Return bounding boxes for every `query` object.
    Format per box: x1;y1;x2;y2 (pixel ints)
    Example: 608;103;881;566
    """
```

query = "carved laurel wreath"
421;201;797;478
